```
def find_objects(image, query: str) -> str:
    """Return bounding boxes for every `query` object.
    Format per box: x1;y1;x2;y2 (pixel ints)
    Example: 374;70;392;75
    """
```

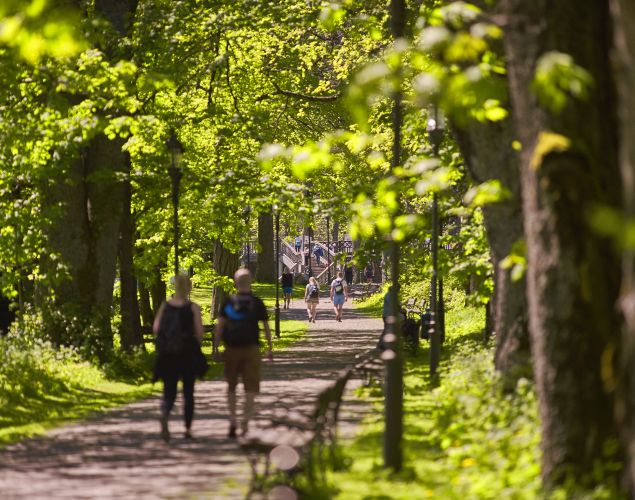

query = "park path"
0;291;382;499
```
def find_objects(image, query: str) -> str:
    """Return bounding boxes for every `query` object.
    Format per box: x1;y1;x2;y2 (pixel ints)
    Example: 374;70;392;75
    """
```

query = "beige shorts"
306;298;319;305
224;345;261;393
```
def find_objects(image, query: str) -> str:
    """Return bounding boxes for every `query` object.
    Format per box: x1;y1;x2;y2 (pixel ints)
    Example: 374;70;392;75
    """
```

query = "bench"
351;283;381;303
240;369;354;492
402;297;426;318
353;348;383;386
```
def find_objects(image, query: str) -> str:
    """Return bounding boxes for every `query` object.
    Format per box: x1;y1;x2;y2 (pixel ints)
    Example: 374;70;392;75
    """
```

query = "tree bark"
256;212;275;282
138;282;153;327
211;240;239;320
149;265;166;314
453;117;531;384
610;0;635;490
45;135;127;358
503;0;622;486
118;161;143;351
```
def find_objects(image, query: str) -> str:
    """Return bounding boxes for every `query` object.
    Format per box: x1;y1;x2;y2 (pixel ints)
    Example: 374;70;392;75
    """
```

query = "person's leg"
182;371;195;435
160;368;178;441
306;301;312;321
311;302;317;321
338;303;344;320
242;346;261;434
332;300;338;318
224;347;240;437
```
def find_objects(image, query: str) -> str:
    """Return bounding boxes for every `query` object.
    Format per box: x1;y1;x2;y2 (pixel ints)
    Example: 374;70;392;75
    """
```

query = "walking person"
295;235;302;253
344;258;354;286
281;267;294;309
214;268;273;438
330;271;348;322
313;244;323;265
304;276;320;322
365;262;374;284
153;274;205;442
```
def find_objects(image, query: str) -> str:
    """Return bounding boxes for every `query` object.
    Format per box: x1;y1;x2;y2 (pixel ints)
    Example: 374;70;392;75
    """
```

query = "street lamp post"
326;215;331;283
166;130;184;277
274;207;281;339
243;206;251;271
427;106;445;376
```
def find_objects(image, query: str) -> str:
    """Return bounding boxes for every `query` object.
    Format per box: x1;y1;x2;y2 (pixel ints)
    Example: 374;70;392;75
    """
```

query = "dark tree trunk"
45;135;127;359
211;240;239;320
118;162;143;351
256;212;275;282
610;0;635;490
138;282;153;327
149;266;166;314
503;0;622;486
453;118;531;383
332;220;340;243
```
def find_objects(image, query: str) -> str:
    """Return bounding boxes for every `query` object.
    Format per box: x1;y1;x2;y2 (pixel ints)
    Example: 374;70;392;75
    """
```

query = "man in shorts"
214;268;273;438
329;271;348;322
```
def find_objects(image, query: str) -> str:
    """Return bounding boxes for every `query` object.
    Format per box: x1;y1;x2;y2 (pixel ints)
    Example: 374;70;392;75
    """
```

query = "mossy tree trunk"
610;0;635;491
453;117;531;385
503;0;622;486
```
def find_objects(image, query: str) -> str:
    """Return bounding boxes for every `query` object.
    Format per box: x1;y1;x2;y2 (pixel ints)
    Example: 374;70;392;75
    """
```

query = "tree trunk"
149;265;166;314
256;212;275;282
211;240;239;320
610;0;635;490
503;0;622;485
138;282;153;327
44;135;127;359
118;161;143;351
453;117;531;383
332;220;340;243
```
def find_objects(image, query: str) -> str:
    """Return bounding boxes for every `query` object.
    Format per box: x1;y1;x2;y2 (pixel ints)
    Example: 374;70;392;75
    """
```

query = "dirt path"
0;291;382;499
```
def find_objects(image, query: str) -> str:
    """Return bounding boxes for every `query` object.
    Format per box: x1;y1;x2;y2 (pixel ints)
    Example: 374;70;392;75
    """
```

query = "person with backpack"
281;267;294;309
329;271;348;322
344;258;354;286
214;268;273;438
152;274;205;442
304;276;320;322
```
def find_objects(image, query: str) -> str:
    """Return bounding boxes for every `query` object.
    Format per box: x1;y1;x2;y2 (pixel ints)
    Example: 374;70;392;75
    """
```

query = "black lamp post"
166;129;184;277
274;206;281;339
326;214;331;283
427;106;445;376
243;205;251;271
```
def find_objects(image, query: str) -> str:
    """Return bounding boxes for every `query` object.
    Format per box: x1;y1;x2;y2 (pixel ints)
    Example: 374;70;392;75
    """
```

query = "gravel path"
0;292;382;499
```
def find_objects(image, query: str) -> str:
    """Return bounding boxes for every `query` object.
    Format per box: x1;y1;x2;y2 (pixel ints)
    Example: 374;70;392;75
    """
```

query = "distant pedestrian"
344;258;354;286
314;244;323;265
281;267;294;309
214;268;273;438
295;236;301;253
330;271;348;322
153;274;205;441
304;247;310;266
304;276;320;322
365;263;374;284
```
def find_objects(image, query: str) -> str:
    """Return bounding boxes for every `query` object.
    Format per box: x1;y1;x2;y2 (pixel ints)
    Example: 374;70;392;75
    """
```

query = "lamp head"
166;129;184;169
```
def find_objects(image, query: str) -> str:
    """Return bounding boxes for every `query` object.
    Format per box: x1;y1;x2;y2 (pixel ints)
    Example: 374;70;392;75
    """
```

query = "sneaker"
160;415;170;442
184;429;193;439
228;425;237;439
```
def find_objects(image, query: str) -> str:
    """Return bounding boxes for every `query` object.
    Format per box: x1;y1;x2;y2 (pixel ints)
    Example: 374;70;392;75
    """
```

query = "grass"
314;289;624;499
1;281;308;447
320;302;544;499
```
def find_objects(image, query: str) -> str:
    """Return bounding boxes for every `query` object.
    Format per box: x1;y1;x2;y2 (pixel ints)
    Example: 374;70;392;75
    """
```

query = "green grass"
325;291;623;499
322;304;545;499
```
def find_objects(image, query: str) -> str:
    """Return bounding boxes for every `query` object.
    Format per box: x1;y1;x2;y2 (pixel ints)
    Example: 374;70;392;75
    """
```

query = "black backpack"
156;303;192;355
223;295;257;346
308;284;319;299
334;279;344;295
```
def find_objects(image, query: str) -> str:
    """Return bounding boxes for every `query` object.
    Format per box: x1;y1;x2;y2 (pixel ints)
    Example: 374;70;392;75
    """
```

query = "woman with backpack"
304;276;320;322
153;274;205;442
330;271;348;322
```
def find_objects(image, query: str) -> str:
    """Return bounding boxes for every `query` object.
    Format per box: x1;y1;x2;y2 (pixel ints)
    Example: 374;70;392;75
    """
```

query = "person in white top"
329;271;348;322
